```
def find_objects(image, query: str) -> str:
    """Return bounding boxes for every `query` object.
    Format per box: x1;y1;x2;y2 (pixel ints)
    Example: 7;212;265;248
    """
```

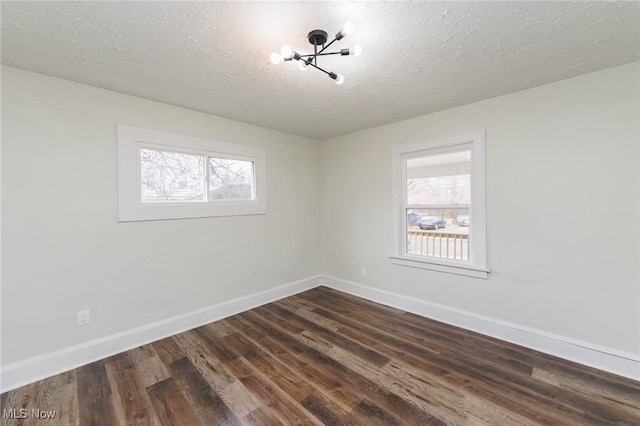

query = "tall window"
391;130;488;278
118;125;266;222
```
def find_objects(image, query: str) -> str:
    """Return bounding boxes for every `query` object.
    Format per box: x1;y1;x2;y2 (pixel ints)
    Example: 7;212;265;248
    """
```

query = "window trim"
117;125;266;222
390;129;489;278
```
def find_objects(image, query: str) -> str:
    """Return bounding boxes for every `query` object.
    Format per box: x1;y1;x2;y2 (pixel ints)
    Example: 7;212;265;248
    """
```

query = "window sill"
389;255;490;279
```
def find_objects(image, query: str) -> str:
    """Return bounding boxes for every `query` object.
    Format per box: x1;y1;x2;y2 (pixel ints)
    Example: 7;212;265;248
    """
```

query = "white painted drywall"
2;62;638;369
321;62;640;355
1;66;321;364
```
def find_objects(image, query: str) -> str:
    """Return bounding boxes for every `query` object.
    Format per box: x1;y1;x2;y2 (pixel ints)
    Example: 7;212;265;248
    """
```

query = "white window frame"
390;129;489;279
117;125;266;222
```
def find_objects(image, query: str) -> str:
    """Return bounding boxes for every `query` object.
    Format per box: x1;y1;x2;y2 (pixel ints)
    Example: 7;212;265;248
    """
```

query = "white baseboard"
0;275;322;393
321;275;640;382
3;273;637;393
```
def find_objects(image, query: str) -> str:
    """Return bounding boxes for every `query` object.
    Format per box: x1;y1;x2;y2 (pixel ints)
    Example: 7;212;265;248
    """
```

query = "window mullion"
401;157;409;256
407;204;471;209
204;155;210;202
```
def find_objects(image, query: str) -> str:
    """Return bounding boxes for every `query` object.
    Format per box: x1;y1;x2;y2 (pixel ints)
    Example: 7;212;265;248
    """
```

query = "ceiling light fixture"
270;21;361;85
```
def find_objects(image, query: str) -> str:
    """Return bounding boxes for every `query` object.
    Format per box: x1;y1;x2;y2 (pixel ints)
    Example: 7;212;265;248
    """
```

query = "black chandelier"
270;21;362;84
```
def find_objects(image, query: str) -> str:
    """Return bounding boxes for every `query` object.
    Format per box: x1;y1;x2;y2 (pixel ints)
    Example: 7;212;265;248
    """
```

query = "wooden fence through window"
407;231;469;261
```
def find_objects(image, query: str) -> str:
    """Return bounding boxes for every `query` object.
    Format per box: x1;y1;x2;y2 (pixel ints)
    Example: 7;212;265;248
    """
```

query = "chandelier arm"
317;37;339;55
305;61;333;77
300;51;344;58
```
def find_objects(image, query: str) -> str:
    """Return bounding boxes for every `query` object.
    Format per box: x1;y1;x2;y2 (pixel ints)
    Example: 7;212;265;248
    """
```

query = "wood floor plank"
258;303;391;367
241;407;278;425
171;330;261;419
152;337;187;366
129;345;171;388
104;352;160;426
352;398;404;426
146;378;201;426
300;344;452;425
76;360;118;426
1;378;71;426
222;332;258;358
274;295;319;313
198;319;236;340
43;371;77;424
193;326;239;363
167;358;240;425
224;315;317;403
2;287;639;425
225;357;323;426
444;347;636;425
300;391;365;426
1;383;37;426
237;310;365;411
1;369;79;426
532;366;640;414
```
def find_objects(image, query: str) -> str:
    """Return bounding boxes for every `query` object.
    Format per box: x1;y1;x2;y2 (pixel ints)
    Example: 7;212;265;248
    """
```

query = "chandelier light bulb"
352;44;362;57
280;45;294;60
342;21;356;36
299;60;308;70
335;74;344;85
270;52;283;64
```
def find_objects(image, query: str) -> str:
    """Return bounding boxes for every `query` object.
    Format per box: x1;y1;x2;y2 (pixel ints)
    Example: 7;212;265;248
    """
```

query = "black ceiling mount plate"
307;29;328;46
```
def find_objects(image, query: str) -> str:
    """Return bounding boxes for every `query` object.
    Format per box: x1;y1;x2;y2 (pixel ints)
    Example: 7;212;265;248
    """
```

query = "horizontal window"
118;125;266;221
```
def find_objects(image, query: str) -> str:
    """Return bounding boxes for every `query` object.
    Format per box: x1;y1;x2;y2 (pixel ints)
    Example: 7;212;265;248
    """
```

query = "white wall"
321;62;640;355
1;66;321;364
2;62;638;372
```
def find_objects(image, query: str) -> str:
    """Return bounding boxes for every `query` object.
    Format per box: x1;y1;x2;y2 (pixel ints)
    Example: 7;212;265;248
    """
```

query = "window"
118;125;266;221
391;130;488;278
139;149;255;202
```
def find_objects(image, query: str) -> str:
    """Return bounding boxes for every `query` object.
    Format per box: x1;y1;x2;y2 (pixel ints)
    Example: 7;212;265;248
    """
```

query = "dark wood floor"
2;286;639;425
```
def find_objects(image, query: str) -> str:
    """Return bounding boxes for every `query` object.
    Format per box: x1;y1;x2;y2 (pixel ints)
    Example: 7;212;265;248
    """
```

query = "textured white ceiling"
2;1;639;140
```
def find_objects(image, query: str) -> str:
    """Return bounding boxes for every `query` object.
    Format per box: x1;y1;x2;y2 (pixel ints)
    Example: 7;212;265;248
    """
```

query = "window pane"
208;157;254;200
406;208;469;260
407;150;471;205
140;148;205;202
406;150;471;261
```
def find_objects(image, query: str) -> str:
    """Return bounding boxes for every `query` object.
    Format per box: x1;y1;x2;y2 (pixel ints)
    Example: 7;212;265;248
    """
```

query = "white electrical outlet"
361;267;367;277
77;310;90;326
